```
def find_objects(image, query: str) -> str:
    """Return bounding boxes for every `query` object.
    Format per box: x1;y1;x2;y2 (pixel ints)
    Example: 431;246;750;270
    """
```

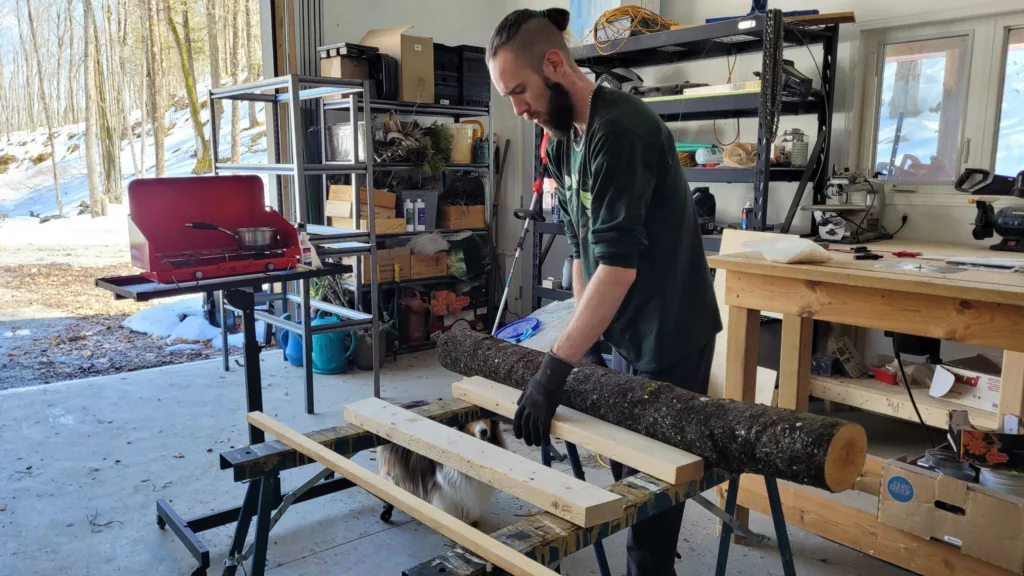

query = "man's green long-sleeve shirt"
546;86;721;372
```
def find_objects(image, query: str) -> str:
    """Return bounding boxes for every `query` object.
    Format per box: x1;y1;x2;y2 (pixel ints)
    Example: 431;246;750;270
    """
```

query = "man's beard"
541;80;575;139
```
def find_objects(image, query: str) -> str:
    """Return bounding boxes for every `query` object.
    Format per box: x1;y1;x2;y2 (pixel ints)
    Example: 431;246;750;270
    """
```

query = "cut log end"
824;423;868;493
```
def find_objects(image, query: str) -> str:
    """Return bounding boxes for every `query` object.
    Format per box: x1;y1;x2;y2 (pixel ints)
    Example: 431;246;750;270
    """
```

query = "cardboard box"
930;355;1002;413
950;410;1024;470
411;251;447;278
364;247;411;283
878;459;1024;573
324;200;395;219
360;26;433;103
319;56;370;101
327;184;397;209
328;217;406;235
439;205;486;230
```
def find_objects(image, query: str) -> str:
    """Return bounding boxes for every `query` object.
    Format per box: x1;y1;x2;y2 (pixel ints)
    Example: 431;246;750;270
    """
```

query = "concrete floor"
0;351;913;576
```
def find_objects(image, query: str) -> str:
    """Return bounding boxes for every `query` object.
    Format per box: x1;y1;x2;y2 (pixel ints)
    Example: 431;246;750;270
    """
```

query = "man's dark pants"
608;339;715;576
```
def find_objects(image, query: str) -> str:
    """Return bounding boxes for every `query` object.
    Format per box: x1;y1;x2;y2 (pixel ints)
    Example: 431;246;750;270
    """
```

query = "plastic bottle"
741;199;753;230
299;230;314;267
404;199;415;232
414;198;426;231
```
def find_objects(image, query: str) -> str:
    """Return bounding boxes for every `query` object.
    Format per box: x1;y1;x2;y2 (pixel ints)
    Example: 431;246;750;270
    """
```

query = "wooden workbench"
708;239;1024;576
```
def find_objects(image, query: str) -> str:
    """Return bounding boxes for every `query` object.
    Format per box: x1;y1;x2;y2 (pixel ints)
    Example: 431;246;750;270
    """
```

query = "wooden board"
998;351;1024;421
453;377;704;485
725;271;1024;353
729;474;1017;576
810;375;1000;430
246;412;558;576
343;398;623;528
778;314;813;412
709;229;780;399
708;243;1024;307
787;11;856;25
725;307;760;403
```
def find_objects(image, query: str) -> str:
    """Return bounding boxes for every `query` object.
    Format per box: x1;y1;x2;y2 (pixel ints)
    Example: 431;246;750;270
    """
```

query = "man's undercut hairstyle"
487;8;571;69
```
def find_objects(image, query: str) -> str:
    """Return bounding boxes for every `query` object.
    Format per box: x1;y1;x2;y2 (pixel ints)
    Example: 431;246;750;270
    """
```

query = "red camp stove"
128;175;300;283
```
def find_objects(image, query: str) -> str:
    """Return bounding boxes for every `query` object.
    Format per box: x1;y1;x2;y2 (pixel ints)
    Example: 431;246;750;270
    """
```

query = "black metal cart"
96;262;367;576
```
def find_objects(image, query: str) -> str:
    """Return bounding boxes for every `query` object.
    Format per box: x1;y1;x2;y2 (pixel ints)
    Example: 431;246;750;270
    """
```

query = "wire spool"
918;448;976;482
979;468;1024;498
591;6;679;54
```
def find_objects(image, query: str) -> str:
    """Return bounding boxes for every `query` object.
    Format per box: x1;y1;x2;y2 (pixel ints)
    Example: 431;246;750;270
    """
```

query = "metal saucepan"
186;222;278;251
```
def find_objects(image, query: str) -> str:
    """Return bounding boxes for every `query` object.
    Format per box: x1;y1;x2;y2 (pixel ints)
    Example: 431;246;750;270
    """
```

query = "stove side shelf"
95;264;354;303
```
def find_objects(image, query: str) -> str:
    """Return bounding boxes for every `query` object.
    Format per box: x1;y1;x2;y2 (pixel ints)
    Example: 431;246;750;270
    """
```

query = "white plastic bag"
742;237;832;264
407;232;450;255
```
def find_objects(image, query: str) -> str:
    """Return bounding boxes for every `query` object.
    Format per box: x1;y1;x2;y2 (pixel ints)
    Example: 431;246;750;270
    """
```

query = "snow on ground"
122;294;265;350
0;86;269;220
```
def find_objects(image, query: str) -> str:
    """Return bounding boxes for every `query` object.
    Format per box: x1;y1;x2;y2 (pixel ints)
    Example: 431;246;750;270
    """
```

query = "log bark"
437;328;867;493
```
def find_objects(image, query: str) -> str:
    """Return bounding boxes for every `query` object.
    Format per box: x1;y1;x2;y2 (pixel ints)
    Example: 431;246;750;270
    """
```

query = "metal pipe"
284;294;371;321
288;75;309;223
362;82;381;399
300;277;314;413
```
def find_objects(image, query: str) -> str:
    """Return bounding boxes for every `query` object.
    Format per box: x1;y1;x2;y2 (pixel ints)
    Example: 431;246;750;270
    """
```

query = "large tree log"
437;328;866;493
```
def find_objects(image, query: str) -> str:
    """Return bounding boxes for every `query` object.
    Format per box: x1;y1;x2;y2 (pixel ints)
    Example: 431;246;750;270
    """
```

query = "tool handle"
186;222;236;237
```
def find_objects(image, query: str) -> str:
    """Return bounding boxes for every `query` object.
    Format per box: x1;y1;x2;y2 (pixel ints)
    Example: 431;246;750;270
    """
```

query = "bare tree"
65;0;78;124
230;0;242;163
244;0;259;129
92;5;121;205
22;0;64;217
143;0;165;175
83;0;103;216
205;0;222;123
167;0;210;174
16;8;37;129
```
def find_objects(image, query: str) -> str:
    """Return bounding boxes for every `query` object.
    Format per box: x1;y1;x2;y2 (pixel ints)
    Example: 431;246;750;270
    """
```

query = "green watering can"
311;311;357;375
279;311;357;374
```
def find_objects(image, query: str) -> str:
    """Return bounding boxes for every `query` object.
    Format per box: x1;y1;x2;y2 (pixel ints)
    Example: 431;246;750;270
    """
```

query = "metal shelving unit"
209;74;384;401
322;96;495;355
571;14;839;232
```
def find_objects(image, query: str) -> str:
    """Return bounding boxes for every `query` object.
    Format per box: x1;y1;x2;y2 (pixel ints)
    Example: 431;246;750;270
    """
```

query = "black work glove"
514;352;574;447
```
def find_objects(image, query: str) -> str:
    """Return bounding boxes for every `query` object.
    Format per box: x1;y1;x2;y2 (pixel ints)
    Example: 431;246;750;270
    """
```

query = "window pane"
995;28;1024;176
873;36;970;182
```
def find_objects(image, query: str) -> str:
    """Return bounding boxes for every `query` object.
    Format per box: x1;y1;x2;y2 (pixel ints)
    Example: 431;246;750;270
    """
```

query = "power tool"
956;168;1024;252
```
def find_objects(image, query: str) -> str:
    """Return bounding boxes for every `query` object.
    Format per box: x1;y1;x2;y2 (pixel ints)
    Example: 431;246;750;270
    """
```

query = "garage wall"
313;0;1014;318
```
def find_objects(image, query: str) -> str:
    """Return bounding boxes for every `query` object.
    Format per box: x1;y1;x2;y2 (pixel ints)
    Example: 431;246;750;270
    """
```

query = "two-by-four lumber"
405;468;731;576
221;399;487;482
246;411;559;576
343;397;624;528
453;377;704;485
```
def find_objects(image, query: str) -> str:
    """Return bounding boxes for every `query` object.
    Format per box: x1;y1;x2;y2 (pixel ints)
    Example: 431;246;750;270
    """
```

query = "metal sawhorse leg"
542;443;612;576
544;445;796;576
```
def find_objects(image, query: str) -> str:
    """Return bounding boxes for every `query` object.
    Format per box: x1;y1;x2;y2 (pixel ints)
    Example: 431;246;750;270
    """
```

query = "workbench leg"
222;479;262;576
248;473;278;576
714;474;740;576
778;315;813;412
563;443;611;576
720;306;759;544
998;351;1024;422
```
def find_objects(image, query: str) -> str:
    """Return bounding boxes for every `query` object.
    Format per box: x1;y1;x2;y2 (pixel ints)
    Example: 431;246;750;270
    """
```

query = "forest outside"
0;0;269;387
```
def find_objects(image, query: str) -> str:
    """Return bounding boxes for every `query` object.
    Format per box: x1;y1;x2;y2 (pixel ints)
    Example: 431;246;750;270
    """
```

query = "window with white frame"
857;11;1024;187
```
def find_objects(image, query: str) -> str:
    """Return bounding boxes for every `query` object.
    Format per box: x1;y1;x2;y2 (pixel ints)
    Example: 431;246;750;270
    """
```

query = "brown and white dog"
378;418;505;525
